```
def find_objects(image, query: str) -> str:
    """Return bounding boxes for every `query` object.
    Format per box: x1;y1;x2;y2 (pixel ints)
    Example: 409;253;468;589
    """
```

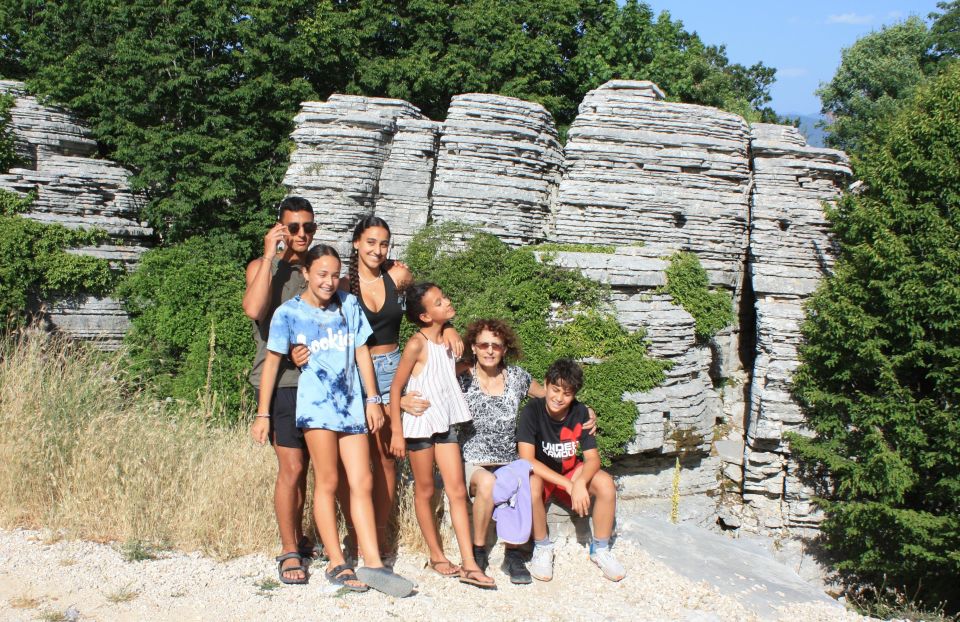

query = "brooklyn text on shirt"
296;328;355;353
541;440;578;460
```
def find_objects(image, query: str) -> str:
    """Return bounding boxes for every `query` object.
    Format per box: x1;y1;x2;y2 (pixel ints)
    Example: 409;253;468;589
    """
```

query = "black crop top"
358;269;405;347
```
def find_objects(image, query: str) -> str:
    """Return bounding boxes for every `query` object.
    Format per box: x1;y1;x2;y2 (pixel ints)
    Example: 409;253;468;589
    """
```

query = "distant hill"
791;113;828;148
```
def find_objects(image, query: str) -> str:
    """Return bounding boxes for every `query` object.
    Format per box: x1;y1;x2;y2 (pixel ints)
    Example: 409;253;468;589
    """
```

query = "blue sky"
645;1;942;115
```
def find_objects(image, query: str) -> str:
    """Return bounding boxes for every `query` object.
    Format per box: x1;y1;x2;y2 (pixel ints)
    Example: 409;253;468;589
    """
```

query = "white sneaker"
529;544;554;582
590;547;625;582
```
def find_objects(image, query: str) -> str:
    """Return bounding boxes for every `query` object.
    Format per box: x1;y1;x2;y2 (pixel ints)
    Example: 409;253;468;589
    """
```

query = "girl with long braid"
339;216;463;561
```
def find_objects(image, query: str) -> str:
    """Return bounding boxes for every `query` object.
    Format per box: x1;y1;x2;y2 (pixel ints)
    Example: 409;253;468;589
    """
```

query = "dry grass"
0;326;460;561
0;326;276;558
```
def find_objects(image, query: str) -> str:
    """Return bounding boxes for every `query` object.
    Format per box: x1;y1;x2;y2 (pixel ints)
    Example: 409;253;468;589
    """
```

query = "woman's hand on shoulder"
400;391;430;416
528;379;546;399
584;406;598;436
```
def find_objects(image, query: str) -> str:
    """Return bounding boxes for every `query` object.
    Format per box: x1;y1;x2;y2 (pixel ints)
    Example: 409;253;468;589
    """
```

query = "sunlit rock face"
0;80;153;349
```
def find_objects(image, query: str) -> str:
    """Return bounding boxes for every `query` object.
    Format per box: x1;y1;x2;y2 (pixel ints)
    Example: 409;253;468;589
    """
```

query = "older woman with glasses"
456;319;595;585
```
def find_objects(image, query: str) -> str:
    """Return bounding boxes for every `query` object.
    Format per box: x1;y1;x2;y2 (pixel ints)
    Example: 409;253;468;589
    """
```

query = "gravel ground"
0;528;868;622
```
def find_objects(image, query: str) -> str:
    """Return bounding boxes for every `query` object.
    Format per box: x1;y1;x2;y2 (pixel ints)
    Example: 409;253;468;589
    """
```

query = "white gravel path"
0;528;867;622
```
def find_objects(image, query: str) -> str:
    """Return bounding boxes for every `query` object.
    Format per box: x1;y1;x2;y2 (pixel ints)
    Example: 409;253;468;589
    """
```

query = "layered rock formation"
430;94;563;245
0;80;152;349
283;94;438;254
743;124;851;530
281;82;851;532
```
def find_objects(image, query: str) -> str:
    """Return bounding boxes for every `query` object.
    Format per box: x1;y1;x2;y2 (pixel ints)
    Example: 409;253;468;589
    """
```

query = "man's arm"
242;223;286;321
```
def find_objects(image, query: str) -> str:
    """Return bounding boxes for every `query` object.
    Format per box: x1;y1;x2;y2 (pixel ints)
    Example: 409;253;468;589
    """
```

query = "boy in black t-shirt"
516;358;625;582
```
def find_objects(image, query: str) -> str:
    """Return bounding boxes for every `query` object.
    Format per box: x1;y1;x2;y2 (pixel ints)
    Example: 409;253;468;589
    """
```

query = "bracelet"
255;413;271;419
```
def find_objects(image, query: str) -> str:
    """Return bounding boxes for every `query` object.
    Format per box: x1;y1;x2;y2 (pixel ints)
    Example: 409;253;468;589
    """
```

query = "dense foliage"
0;0;778;240
661;251;734;341
116;235;255;418
403;225;668;462
819;2;959;155
791;65;960;610
0;190;117;324
0;93;17;171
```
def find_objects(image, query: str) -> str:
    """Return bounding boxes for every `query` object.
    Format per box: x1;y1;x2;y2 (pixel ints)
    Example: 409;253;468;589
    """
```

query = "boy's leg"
527;473;554;582
267;387;309;582
528;473;549;541
587;470;625;582
587;470;617;540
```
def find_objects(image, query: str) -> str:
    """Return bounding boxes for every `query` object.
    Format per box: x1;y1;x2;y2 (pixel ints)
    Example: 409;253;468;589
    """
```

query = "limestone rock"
430;93;563;245
0;81;152;350
283;94;438;256
744;123;851;529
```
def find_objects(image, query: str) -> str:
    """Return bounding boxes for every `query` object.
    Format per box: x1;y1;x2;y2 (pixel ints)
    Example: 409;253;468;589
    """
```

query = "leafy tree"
819;4;960;155
116;235;255;418
791;64;960;610
403;224;667;462
1;0;318;241
817;17;930;155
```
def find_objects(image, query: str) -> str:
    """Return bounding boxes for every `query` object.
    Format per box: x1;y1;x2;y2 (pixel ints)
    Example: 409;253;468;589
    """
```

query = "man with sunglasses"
243;196;319;584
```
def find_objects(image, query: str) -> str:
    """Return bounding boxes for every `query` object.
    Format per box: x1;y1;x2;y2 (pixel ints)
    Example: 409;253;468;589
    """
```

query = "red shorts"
541;462;583;507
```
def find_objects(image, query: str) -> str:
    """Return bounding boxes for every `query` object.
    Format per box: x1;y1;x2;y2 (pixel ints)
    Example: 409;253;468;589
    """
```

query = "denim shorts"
371;348;400;404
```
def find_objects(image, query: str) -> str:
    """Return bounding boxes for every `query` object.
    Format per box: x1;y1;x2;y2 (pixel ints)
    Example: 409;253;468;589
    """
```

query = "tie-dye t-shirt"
266;291;373;434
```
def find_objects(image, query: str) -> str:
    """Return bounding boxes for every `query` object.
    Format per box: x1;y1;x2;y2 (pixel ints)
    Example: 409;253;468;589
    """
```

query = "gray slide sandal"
355;566;415;598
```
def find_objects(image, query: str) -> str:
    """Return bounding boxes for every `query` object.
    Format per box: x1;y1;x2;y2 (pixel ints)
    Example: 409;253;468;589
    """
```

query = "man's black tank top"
358;269;405;347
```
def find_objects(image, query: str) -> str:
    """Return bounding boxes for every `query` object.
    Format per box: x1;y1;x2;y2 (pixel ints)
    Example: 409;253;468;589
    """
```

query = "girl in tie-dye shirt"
254;244;413;597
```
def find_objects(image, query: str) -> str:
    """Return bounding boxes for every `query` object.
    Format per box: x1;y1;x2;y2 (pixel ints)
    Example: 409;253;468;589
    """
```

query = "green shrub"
0;190;117;324
660;251;734;341
117;235;255;420
529;242;616;254
403;224;667;463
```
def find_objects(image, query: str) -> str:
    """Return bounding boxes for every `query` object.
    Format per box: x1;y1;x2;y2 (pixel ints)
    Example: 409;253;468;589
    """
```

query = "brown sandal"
459;568;496;589
428;559;461;577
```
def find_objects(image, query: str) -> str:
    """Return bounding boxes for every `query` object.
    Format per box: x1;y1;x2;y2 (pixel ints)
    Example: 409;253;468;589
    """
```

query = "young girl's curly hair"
463;318;522;365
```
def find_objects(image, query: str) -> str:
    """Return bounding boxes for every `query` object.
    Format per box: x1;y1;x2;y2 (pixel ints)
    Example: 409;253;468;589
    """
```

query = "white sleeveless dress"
403;337;472;439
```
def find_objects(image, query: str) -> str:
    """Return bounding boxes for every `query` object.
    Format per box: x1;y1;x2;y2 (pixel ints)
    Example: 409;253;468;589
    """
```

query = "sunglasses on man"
284;222;318;235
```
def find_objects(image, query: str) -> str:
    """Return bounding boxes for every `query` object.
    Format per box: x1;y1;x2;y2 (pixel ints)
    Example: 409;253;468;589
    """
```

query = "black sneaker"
501;549;532;585
473;545;489;572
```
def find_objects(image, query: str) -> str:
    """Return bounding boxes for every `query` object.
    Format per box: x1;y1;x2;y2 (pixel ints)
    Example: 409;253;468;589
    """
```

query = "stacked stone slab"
430;94;564;245
0;80;152;349
283;94;438;254
744;124;851;530
547;248;720;501
551;81;751;291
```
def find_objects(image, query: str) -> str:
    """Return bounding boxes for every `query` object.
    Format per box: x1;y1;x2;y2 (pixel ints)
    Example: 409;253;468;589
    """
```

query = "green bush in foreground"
661;251;734;341
791;64;960;612
403;224;667;463
117;235;254;419
0;190;117;324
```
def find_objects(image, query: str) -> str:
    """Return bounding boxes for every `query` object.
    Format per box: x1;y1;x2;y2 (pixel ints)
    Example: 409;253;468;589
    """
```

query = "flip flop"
325;564;368;592
275;552;308;585
459;568;496;590
427;559;461;577
355;566;415;598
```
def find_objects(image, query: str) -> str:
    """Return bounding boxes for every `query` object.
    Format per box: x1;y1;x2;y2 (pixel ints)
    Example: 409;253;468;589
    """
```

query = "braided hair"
348;215;392;299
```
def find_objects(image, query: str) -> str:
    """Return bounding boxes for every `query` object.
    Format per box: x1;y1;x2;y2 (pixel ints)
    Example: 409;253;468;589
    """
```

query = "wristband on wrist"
255;413;271;419
365;395;383;404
